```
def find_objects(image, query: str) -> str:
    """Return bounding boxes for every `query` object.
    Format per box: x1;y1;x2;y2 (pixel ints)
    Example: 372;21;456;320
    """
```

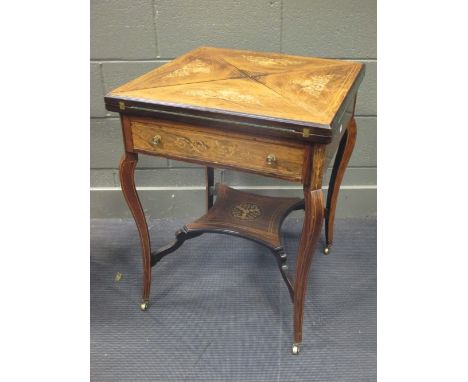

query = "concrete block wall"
91;0;376;218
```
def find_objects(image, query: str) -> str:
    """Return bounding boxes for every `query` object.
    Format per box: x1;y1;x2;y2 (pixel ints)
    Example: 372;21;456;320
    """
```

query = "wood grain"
311;144;327;190
293;188;324;345
324;93;356;169
325;118;357;248
119;152;152;304
187;183;302;248
120;114;134;151
130;116;306;183
106;46;364;132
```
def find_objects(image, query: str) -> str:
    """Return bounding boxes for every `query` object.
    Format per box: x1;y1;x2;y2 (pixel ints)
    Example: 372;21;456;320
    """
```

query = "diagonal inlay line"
114;76;248;94
114;55;248;93
219;53;352;78
215;56;350;116
114;52;359;127
250;63;358;116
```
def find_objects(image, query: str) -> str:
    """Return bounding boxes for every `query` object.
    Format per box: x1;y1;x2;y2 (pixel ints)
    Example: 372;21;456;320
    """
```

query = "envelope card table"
104;46;365;354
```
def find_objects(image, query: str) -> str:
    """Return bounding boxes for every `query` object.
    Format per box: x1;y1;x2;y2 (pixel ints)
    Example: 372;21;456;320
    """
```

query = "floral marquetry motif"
174;136;209;153
240;55;306;67
231;202;262;220
187;184;303;248
106;46;364;130
183;89;261;105
292;75;334;97
163;59;211;78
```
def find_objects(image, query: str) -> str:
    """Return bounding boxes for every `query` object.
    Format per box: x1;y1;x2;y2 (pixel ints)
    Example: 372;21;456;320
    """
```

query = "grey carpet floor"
91;217;376;382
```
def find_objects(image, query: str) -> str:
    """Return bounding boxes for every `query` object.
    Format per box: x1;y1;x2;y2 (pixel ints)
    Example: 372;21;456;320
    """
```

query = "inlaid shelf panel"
151;183;304;299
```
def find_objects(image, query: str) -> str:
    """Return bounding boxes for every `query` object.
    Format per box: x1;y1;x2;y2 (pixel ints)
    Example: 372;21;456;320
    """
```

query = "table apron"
128;116;310;183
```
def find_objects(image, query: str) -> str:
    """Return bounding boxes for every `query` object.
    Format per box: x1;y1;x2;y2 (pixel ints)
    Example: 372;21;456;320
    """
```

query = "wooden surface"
105;47;364;141
293;188;324;345
326;118;357;249
130;116;306;182
324;93;356;168
119;152;152;305
111;46;363;352
187;183;302;248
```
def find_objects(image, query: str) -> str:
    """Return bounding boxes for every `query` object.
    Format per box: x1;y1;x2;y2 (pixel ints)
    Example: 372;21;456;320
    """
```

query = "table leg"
293;188;324;354
324;118;357;254
119;152;152;311
205;166;214;211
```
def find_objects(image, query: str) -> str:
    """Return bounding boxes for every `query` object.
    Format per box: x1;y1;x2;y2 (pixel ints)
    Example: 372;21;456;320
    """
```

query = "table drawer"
130;118;305;182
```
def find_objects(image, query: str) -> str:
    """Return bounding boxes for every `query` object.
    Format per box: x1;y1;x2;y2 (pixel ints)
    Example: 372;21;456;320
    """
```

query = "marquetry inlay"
183;89;261;105
241;55;305;67
292;75;334;97
164;59;211;78
107;46;364;129
231;202;262;220
174;136;209;153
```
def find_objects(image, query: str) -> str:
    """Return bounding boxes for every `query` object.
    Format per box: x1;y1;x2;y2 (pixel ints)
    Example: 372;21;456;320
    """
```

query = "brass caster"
292;343;300;355
323;246;330;255
140;301;149;311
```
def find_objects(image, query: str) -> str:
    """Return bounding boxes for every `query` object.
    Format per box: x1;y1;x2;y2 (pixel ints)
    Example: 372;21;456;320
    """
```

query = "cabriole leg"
293;189;324;354
119;152;152;310
325;118;357;254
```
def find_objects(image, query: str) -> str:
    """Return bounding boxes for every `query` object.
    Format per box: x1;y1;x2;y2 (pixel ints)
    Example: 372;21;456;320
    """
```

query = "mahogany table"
104;46;365;355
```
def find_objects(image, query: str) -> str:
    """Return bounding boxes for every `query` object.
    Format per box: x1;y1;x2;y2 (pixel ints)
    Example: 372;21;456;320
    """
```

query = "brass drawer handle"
151;135;162;146
266;153;277;165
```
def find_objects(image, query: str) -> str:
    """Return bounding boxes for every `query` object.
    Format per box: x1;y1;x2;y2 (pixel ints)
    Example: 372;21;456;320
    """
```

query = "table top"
105;47;364;142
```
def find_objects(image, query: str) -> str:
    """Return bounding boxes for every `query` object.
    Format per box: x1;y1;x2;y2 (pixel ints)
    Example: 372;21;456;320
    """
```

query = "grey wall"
91;0;376;218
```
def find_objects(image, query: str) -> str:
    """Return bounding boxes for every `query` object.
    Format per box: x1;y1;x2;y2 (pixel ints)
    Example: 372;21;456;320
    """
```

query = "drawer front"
130;119;305;182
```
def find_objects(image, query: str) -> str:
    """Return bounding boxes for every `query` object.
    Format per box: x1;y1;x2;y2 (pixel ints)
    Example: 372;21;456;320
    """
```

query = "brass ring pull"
266;153;277;165
152;135;162;146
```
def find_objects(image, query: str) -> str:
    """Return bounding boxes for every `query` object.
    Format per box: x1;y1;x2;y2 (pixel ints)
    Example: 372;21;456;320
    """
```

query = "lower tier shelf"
150;183;305;300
